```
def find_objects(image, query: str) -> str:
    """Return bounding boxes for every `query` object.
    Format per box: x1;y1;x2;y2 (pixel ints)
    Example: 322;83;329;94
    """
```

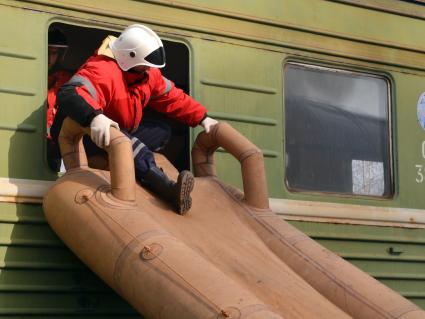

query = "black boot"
142;166;195;215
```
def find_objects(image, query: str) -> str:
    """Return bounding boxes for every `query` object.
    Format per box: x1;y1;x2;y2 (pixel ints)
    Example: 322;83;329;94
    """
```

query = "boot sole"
177;172;195;215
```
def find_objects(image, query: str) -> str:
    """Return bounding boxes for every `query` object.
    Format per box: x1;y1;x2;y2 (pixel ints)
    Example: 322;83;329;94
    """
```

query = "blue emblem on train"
417;92;425;130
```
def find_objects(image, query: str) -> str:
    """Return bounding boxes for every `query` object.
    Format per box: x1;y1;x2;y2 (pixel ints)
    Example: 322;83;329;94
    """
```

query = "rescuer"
47;27;72;171
51;24;218;214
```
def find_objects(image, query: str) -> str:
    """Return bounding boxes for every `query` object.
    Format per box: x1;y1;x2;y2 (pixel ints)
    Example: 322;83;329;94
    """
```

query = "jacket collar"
97;35;116;59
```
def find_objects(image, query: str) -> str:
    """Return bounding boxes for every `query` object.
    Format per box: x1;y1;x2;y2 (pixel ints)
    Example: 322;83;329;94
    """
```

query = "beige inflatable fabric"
43;118;425;319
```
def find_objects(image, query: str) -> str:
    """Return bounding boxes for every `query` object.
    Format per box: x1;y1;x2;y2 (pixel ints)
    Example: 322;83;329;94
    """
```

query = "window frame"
283;61;394;199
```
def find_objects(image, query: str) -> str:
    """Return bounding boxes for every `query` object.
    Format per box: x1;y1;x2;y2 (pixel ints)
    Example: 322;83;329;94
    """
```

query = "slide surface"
135;156;350;318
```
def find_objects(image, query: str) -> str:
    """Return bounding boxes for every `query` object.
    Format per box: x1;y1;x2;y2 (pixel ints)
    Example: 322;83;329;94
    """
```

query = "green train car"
1;0;425;317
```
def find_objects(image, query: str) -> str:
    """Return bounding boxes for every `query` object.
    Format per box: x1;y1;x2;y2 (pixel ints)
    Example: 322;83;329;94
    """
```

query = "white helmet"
109;24;166;71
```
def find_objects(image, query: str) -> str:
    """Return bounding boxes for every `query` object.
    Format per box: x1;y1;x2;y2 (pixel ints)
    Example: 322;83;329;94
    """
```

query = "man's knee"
133;119;171;151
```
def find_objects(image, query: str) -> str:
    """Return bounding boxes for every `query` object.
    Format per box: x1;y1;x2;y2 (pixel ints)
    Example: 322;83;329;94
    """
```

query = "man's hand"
90;114;119;148
201;116;218;134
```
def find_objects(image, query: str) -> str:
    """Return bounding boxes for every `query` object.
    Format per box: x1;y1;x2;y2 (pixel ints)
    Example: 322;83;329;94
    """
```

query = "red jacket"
47;69;72;131
69;54;207;132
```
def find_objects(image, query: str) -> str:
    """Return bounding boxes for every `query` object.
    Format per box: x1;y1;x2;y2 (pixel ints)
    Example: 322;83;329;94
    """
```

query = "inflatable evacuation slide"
43;118;425;319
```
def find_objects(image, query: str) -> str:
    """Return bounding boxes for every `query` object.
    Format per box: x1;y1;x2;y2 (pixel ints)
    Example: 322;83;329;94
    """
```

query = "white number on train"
416;164;424;183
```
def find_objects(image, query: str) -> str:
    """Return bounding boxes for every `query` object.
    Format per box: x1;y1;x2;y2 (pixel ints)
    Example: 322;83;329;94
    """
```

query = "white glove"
90;114;119;148
201;116;218;134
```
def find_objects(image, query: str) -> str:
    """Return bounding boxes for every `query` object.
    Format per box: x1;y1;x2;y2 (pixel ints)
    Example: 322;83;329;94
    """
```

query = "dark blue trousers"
83;119;171;179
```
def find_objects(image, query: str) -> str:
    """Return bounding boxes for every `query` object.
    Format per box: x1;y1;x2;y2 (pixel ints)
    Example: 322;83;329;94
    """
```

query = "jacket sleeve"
147;70;207;127
51;59;112;141
55;59;112;127
56;83;102;127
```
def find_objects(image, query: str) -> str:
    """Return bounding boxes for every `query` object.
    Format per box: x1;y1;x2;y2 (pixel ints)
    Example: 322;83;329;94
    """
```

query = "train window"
284;63;392;197
46;23;190;172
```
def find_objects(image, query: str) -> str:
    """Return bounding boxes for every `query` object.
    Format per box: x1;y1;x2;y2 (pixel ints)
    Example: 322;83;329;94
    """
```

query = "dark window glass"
284;63;392;197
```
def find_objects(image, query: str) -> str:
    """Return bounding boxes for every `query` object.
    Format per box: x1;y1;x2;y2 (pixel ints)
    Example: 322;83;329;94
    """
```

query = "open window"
47;22;191;172
284;63;393;198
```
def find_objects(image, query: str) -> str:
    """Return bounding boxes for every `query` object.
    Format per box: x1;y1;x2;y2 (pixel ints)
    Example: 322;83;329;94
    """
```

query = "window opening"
284;63;392;197
46;23;190;172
